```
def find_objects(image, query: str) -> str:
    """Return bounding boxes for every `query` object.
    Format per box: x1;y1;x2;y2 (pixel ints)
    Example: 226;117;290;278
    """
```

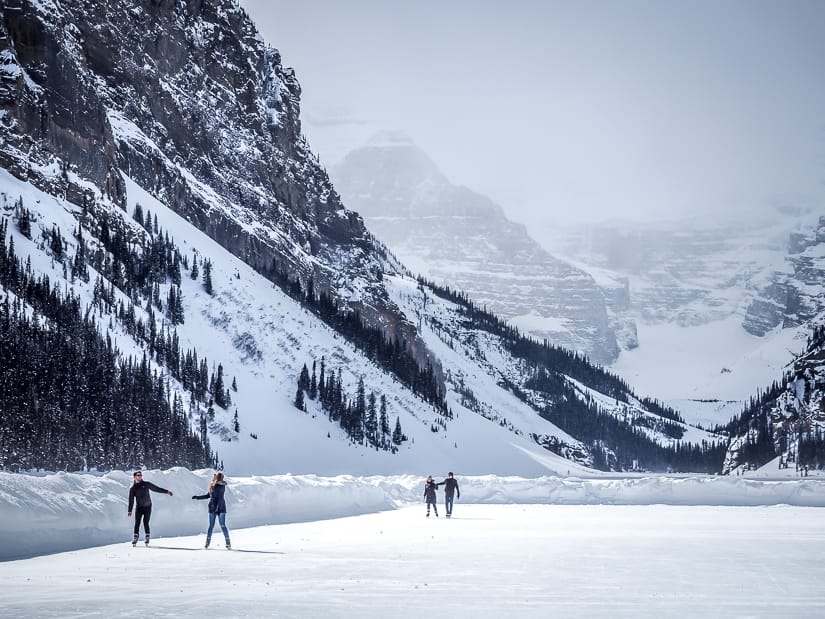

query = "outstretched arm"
144;481;173;496
192;493;210;500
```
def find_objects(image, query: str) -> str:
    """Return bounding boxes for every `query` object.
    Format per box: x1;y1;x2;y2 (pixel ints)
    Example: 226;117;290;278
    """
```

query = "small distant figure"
192;471;232;549
437;471;460;518
127;470;173;546
424;475;439;517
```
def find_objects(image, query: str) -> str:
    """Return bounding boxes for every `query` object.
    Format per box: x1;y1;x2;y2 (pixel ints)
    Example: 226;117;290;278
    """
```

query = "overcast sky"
241;0;825;226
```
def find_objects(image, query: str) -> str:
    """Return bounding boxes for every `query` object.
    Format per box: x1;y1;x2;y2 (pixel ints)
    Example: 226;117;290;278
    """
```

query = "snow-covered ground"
2;502;824;618
2;470;824;616
3;468;825;557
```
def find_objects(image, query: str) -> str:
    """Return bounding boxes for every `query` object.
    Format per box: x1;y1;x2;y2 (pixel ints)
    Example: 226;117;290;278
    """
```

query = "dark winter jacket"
438;477;460;499
193;481;227;514
423;480;438;503
128;480;169;511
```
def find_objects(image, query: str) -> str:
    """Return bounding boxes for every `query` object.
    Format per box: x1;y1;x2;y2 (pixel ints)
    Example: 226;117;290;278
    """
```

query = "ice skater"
127;470;173;546
437;471;460;518
424;475;439;517
192;471;231;549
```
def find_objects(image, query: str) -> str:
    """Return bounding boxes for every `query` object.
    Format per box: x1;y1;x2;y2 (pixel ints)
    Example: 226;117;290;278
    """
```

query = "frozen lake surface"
1;504;823;618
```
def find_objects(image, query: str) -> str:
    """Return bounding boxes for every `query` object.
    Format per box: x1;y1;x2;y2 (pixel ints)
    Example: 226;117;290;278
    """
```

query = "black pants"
133;505;152;536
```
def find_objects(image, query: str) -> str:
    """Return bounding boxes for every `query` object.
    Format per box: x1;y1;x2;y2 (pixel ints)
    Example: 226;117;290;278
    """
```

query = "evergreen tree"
202;259;213;294
379;395;390;443
365;392;378;445
16;202;31;239
213;363;227;408
294;385;305;411
309;361;317;400
392;416;404;446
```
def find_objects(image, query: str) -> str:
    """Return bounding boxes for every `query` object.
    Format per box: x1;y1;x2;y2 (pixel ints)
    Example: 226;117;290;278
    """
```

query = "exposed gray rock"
744;216;825;336
333;135;619;364
0;0;431;371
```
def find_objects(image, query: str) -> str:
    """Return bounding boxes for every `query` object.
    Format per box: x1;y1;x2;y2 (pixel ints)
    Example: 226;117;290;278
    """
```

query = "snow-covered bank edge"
2;468;825;561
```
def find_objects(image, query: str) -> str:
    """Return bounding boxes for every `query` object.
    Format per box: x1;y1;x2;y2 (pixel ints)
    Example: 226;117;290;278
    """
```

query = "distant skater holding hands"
437;472;460;518
192;471;232;549
424;475;439;517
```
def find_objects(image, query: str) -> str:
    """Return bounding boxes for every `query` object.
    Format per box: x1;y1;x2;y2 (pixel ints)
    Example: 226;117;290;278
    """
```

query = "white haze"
242;0;825;227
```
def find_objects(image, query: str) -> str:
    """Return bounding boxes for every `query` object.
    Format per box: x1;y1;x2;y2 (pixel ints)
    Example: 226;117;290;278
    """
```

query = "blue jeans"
207;512;230;544
445;494;454;516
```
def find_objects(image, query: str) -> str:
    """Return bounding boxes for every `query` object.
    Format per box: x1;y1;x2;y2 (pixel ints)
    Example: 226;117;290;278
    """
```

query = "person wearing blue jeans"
192;471;232;549
437;472;460;518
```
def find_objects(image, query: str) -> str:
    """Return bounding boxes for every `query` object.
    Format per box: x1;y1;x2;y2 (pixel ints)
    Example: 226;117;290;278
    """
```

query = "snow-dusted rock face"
724;318;825;474
0;0;412;344
743;216;825;336
536;217;795;332
332;137;620;365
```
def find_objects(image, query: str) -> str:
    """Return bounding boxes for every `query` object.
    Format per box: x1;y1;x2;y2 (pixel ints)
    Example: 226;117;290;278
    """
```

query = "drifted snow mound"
1;469;824;560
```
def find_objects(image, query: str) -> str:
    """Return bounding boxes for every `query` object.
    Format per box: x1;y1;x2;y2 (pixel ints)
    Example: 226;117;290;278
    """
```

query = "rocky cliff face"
743;216;825;336
0;0;420;350
537;218;796;332
724;318;825;473
332;134;620;365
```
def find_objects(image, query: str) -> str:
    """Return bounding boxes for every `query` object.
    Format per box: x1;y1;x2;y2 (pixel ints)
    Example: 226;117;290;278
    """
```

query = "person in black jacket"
423;475;439;517
437;472;460;518
192;471;231;549
127;470;173;546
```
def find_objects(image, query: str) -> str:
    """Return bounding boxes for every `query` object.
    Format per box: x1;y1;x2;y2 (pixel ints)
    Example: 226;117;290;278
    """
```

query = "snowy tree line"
421;277;728;472
269;260;448;415
0;216;214;471
295;359;407;452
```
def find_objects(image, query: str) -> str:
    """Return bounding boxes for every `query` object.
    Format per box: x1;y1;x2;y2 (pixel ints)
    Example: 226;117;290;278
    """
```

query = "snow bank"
2;469;824;561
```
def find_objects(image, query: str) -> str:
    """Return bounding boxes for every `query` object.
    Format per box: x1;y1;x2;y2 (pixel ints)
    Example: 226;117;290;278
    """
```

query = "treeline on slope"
421;278;725;471
92;203;235;412
726;366;825;472
541;395;726;473
0;217;214;471
295;359;408;452
270;262;447;414
421;278;684;424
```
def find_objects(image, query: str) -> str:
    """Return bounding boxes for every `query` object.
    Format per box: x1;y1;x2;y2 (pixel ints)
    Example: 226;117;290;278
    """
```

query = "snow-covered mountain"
533;215;825;415
724;315;825;474
331;133;620;365
743;215;825;336
0;0;721;476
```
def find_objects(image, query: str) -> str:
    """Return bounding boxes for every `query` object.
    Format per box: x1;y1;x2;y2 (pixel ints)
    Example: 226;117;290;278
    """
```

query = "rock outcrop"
332;135;620;364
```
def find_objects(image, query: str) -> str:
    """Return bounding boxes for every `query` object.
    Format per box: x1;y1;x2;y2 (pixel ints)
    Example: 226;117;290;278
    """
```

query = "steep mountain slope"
331;134;620;365
535;216;823;414
0;0;723;475
1;166;720;474
0;0;414;351
724;316;825;474
743;216;825;336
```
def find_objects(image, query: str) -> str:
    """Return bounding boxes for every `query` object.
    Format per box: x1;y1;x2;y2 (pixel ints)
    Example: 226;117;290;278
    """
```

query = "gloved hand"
191;495;197;499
